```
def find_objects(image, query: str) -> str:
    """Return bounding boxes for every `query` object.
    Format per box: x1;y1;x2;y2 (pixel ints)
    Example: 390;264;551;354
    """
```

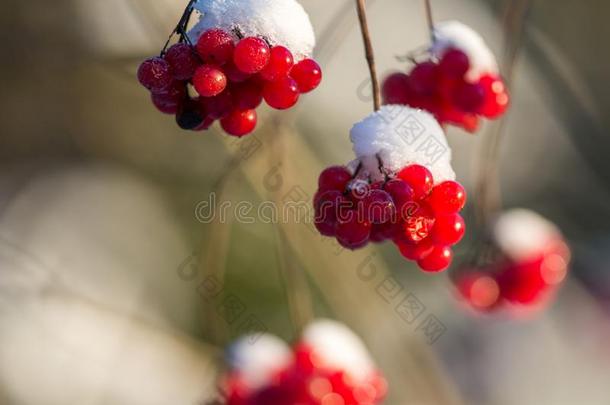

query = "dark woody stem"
355;0;381;111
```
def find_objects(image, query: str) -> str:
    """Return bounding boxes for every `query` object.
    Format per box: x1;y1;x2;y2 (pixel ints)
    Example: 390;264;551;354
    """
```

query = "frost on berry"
137;57;173;93
189;0;316;62
350;106;456;183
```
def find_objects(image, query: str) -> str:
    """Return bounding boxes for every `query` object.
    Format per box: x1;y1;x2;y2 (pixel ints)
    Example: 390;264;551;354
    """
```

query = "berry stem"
355;0;381;111
423;0;435;42
161;0;198;54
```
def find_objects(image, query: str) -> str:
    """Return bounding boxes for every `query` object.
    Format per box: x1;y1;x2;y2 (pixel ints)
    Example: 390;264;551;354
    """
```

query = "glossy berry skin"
138;57;173;93
176;100;204;130
400;203;436;243
335;216;372;250
193;65;227;97
164;43;199;80
361;190;395;224
398;165;434;200
418;245;453;272
224;61;251;83
260;46;294;81
290;58;322;93
201;90;234;119
453;82;485;113
232;80;264;110
220;109;257;137
397;238;434;261
382;72;411;105
409;62;439;96
314;190;345;236
150;81;186;114
384;179;414;214
263;76;300;110
196;29;235;65
432;213;465;245
318;166;352;192
479;74;510;118
428;181;466;214
439;48;470;79
233;37;270;74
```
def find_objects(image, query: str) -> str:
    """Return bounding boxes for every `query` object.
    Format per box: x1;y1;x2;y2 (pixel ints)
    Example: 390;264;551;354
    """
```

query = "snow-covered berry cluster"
137;0;321;136
454;210;571;314
222;320;387;405
382;21;509;133
314;106;466;273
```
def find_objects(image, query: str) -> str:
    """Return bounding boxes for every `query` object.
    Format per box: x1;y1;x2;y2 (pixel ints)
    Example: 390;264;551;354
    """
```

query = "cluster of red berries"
455;239;570;314
137;29;322;136
314;164;466;272
224;344;387;405
382;48;509;132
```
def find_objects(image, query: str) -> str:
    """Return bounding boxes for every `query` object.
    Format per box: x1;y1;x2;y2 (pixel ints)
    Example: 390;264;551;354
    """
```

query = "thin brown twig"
423;0;435;42
355;0;381;111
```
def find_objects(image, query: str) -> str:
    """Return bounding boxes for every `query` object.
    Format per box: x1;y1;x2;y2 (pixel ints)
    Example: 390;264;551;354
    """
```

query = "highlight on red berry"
381;21;510;133
137;18;322;137
313;162;467;273
452;209;571;316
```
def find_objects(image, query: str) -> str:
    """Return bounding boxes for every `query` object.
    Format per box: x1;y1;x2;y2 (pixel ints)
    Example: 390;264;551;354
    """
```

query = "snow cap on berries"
189;0;315;61
226;333;292;389
493;209;562;262
350;105;456;183
431;21;499;82
301;319;376;381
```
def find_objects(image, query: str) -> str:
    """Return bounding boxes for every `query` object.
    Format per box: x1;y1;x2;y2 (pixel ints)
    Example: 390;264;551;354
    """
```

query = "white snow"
430;20;499;82
350;105;456;183
226;333;292;389
493;209;561;262
301;319;375;381
189;0;315;61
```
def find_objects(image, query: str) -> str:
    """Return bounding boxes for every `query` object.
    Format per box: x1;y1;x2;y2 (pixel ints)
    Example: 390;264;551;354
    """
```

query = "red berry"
176;100;204;130
290;58;322;93
457;272;501;310
201;90;234;119
439;48;470;79
260;46;294;81
398;165;434;200
138;57;173;92
318;166;352;192
263;76;300;109
335;216;371;250
220;109;257;137
193;65;227;97
432;213;465;245
453;82;484;113
224;61;251;82
382;72;411;105
150;81;186;114
361;189;395;224
233;37;270;74
418;245;453;272
479;74;510;118
196;29;235;65
428;181;466;214
409;62;439;96
397;238;434;261
401;202;435;243
164;43;199;80
314;190;346;236
370;221;400;243
232;79;264;109
384;179;414;214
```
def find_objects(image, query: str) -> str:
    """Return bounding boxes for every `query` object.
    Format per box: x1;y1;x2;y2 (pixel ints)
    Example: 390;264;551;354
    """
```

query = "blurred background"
1;0;610;404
